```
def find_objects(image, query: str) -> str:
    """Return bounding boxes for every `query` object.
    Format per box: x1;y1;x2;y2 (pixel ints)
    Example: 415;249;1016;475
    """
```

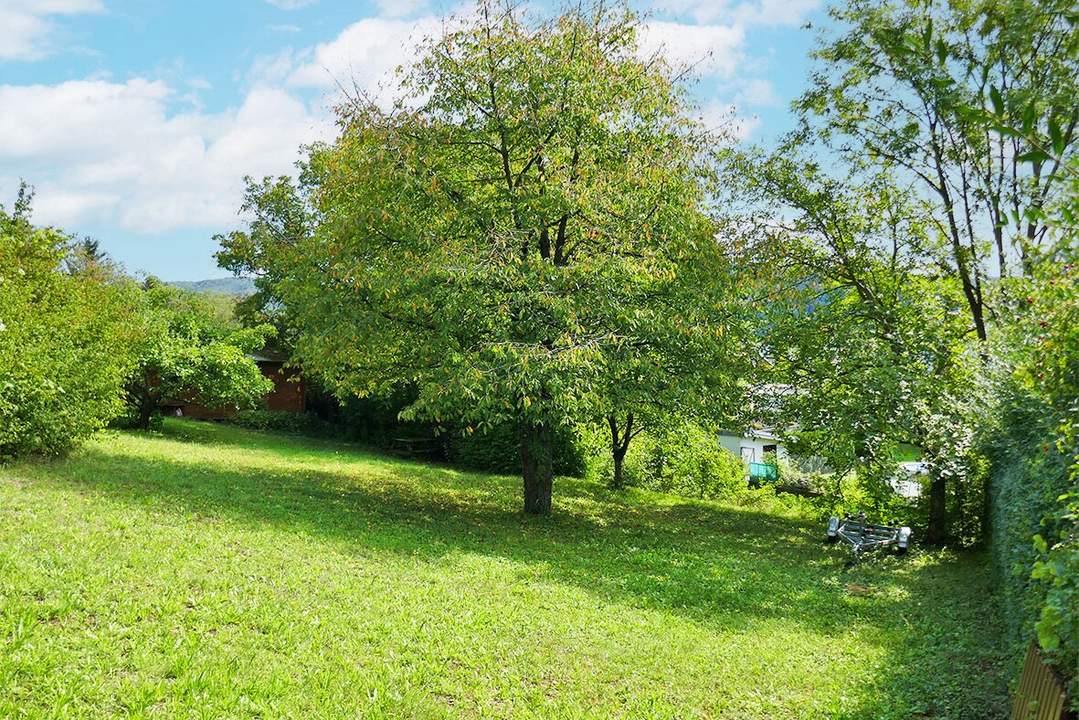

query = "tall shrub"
0;187;138;458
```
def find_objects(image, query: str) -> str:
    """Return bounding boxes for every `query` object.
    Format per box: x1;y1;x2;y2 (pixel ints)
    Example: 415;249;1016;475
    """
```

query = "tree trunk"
611;449;626;490
520;423;554;515
136;392;156;429
607;412;635;490
926;474;948;545
137;403;153;429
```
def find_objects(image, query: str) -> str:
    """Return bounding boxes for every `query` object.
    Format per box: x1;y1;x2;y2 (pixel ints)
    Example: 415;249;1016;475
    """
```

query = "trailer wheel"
895;545;908;556
825;534;838;544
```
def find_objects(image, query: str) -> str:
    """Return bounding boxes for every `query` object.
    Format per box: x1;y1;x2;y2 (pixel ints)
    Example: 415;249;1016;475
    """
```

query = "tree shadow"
24;422;1010;715
831;549;1013;719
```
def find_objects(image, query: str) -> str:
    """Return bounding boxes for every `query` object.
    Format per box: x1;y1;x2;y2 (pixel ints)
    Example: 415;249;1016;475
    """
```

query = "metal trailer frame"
826;512;912;559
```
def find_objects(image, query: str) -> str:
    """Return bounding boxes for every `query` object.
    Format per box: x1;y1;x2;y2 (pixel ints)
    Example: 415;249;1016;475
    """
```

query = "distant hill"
169;277;256;296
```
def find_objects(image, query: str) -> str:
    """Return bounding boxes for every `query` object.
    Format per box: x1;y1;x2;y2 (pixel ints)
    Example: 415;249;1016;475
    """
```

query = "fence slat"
1010;641;1070;720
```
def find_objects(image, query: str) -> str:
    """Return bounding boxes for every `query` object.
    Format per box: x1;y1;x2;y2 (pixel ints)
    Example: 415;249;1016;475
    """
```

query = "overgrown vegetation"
2;0;1075;709
120;280;273;429
0;186;138;458
0;421;1010;719
979;203;1078;698
0;190;278;451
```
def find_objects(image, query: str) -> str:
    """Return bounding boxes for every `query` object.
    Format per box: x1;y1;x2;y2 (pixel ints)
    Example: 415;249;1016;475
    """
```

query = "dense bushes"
982;252;1078;702
446;422;586;477
121;282;274;429
586;423;745;500
986;390;1076;699
224;410;334;436
313;389;587;476
0;189;138;459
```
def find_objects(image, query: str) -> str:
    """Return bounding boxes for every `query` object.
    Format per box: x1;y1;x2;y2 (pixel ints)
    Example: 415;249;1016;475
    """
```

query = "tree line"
215;0;1076;689
0;187;274;458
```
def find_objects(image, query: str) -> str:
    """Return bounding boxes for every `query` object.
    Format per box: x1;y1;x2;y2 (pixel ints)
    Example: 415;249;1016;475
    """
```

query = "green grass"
0;419;1009;719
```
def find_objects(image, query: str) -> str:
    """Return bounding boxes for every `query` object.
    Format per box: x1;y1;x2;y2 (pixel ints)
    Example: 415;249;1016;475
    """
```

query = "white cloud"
0;78;333;232
0;3;781;238
375;0;430;18
264;0;316;9
0;0;103;61
732;0;820;26
735;78;778;107
653;0;819;27
697;100;760;140
637;21;745;79
288;16;442;101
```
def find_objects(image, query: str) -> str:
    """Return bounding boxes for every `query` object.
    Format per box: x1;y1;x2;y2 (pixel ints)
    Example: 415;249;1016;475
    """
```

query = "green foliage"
334;391;439;448
223;410;334;436
446;422;586;478
224;1;742;512
0;186;138;458
122;282;274;429
643;424;746;500
773;455;828;499
799;0;1077;337
727;153;984;543
0;419;1012;718
215;174;313;355
982;243;1078;701
586;423;746;501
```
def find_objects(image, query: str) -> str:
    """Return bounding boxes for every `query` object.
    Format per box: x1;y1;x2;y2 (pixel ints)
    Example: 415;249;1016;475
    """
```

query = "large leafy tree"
216;175;314;355
123;281;273;429
729;157;980;542
225;2;740;514
798;0;1077;341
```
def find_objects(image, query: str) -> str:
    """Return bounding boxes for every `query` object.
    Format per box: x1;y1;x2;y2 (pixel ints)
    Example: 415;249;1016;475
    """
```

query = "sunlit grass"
0;419;1008;718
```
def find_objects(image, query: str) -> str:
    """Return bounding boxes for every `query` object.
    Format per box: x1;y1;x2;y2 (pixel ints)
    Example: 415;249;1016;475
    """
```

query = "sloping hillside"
168;277;256;296
0;419;1009;719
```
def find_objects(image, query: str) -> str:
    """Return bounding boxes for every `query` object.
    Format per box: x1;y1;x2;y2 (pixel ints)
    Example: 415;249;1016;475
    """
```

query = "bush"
647;425;746;499
333;389;440;449
586;423;746;501
982;253;1078;703
0;189;138;459
774;455;827;498
985;387;1076;700
121;282;274;429
224;410;334;436
325;386;587;477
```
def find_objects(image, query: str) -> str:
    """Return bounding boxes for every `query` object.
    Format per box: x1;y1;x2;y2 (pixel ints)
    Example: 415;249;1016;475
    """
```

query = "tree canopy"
798;0;1077;340
221;1;746;513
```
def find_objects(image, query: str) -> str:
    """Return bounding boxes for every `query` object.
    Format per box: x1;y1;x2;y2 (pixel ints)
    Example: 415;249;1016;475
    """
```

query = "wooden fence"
1011;642;1072;720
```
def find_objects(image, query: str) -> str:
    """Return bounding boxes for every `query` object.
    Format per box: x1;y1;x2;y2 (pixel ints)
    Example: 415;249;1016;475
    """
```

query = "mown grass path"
0;420;1008;718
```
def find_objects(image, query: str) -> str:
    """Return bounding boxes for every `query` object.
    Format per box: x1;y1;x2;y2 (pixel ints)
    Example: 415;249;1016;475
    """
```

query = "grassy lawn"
0;419;1009;719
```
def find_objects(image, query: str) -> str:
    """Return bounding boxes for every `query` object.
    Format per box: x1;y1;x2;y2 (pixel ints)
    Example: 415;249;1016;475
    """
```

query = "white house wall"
718;433;788;464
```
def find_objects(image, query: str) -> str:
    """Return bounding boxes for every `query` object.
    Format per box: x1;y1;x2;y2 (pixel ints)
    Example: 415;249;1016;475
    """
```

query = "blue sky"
0;0;826;280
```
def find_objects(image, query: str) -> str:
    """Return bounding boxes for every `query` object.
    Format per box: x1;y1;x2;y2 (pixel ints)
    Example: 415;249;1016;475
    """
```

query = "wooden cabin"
165;352;305;419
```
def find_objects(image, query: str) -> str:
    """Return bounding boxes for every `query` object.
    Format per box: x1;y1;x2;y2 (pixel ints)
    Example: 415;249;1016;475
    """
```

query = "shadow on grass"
41;426;860;634
21;420;1010;716
833;553;1012;720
